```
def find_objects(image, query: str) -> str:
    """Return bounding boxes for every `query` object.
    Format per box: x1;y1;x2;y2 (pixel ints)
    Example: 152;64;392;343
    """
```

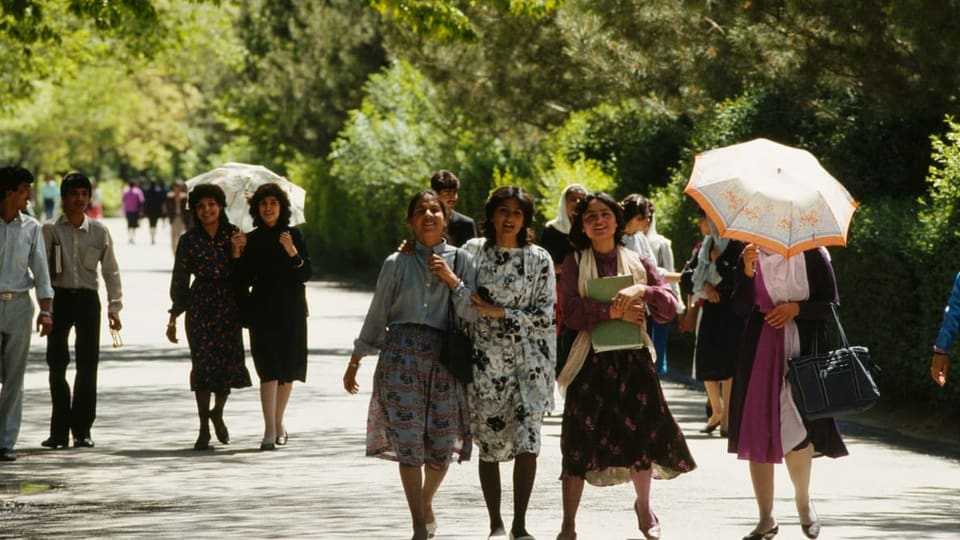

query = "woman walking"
690;208;744;435
555;193;694;540
166;184;251;450
343;190;475;540
462;187;555;540
232;183;311;451
728;244;848;539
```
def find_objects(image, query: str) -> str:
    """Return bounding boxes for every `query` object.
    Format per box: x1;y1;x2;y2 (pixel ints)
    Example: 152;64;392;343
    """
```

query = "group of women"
345;181;848;540
166;183;310;452
344;187;696;540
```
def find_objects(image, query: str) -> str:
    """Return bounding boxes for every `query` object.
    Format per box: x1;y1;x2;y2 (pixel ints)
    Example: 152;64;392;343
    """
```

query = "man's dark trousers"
46;288;101;442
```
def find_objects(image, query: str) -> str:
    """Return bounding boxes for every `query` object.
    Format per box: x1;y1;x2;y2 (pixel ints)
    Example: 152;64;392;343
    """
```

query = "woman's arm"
352;255;400;357
288;228;312;282
640;255;680;324
559;253;611;331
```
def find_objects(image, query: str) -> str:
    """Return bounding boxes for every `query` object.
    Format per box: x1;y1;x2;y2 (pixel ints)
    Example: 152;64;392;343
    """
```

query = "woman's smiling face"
492;198;524;246
195;197;221;227
408;194;446;245
581;199;617;243
258;195;281;227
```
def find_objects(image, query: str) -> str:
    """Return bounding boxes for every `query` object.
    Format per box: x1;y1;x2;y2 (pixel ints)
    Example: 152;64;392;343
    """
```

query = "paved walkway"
1;217;959;539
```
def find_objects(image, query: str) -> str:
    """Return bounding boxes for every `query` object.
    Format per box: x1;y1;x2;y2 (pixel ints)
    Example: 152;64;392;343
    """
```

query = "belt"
54;288;96;295
0;291;26;301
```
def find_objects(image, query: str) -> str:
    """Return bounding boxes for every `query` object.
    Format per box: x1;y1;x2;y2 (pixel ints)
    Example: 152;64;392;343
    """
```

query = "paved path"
1;217;960;539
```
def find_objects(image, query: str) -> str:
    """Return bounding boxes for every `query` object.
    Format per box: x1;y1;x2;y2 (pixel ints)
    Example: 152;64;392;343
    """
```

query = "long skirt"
560;346;696;486
366;324;472;468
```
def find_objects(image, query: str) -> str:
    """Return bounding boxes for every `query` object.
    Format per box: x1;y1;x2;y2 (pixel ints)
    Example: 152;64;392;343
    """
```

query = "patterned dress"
558;249;696;485
463;239;556;462
169;225;252;393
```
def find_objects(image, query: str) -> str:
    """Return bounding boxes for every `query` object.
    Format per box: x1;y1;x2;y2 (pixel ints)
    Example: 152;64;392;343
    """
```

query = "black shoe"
743;525;778;540
41;437;69;449
73;437;95;448
699;420;721;434
209;408;229;445
0;448;17;461
259;442;276;451
194;431;211;451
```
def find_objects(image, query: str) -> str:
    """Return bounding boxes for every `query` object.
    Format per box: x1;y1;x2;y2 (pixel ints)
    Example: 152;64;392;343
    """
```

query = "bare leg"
748;461;777;532
193;391;210;448
630;468;657;530
785;444;817;524
511;453;537;537
557;475;584;540
210;392;230;444
275;382;293;440
259;380;278;443
422;465;448;528
399;464;429;540
720;377;733;431
479;460;505;535
703;380;724;428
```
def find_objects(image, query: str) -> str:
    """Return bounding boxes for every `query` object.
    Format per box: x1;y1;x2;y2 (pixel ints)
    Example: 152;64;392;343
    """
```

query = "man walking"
41;172;122;449
429;169;477;247
0;166;54;462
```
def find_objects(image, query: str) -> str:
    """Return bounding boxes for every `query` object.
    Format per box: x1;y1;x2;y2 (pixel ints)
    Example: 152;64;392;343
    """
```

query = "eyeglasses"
110;328;123;348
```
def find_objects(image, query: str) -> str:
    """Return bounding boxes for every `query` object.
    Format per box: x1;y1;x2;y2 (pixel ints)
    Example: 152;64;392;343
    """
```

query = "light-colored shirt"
0;212;54;299
353;241;475;357
42;215;122;314
41;181;59;201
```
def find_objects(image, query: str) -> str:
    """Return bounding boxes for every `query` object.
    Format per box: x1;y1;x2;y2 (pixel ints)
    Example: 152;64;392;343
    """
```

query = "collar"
57;213;90;231
415;239;448;257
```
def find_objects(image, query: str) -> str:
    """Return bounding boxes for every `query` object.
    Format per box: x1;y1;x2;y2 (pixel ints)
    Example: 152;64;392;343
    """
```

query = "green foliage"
536;152;616;223
545;100;685;197
367;0;557;41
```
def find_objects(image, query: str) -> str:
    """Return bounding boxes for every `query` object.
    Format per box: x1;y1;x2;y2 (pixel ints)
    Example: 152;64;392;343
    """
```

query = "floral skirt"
560;347;696;486
366;324;472;468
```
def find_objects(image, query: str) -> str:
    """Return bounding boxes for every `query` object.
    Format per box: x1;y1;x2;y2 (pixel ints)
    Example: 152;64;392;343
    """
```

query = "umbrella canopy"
185;163;306;232
684;138;858;257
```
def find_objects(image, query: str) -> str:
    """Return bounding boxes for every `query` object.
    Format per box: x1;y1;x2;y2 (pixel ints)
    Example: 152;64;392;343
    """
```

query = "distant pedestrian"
461;187;556;540
41;172;123;450
41;175;59;220
690;208;743;435
165;180;190;255
85;180;103;219
0;166;54;462
930;271;960;386
166;184;252;450
555;193;693;540
232;183;311;451
728;244;847;540
143;178;167;245
430;169;477;247
121;180;145;244
343;190;475;540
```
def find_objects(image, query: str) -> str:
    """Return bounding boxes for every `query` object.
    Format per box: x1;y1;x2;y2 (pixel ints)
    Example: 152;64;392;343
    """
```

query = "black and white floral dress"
463;238;556;462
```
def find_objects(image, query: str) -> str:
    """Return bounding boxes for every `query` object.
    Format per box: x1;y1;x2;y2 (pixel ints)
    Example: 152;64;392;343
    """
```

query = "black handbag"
439;252;474;385
786;304;879;420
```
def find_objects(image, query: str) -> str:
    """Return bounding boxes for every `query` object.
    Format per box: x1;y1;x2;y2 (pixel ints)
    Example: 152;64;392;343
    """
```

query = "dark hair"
249;183;292;229
568;192;625;250
0;166;34;200
429;170;460;192
481;186;535;247
621;193;654;222
188;184;230;228
61;172;92;198
406;189;447;221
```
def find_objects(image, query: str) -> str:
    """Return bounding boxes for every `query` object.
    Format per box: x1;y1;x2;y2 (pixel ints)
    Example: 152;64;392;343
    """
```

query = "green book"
585;274;646;352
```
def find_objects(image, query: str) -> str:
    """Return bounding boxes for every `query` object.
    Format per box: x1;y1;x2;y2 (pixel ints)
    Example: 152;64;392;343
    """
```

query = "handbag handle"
808;302;848;356
447;250;460;328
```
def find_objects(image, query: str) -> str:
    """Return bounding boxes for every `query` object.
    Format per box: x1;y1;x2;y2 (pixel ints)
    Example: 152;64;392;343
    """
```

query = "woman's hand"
470;292;506;319
764;302;799;329
343;359;361;394
611;284;646;313
702;282;720;303
230;231;247;258
620;303;647;326
931;353;949;387
428;254;459;288
279;231;298;257
166;319;178;343
743;243;759;278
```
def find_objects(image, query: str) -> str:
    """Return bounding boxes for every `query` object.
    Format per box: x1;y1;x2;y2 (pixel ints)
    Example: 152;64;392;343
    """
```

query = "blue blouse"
353;241;475;357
